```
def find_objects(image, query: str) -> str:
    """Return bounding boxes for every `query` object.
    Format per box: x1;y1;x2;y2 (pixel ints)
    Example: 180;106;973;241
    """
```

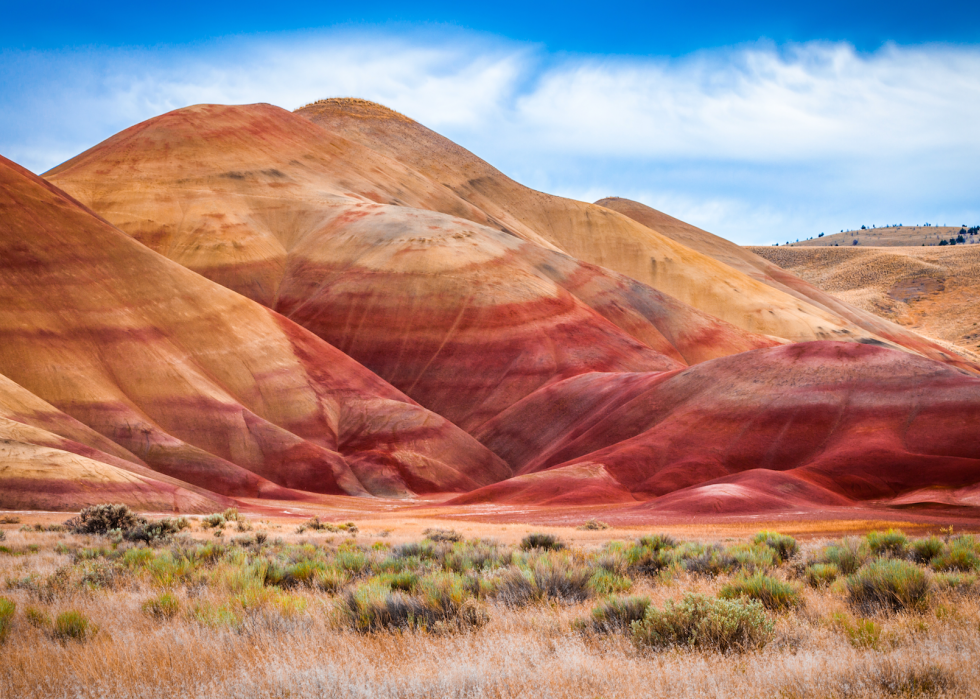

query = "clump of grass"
342;573;488;632
719;572;803;611
423;528;463;543
846;558;932;613
910;536;944;564
0;597;15;643
816;537;868;574
676;543;738;576
632;593;774;652
866;529;909;557
933;571;976;591
53;610;96;642
930;536;980;572
830;612;882;649
202;513;226;530
142;593;180;620
0;515;20;524
804;563;840;588
124;517;190;544
495;555;593;606
520;533;564;551
587;595;650;632
587;568;632;595
64;504;144;535
0;530;5;543
752;531;799;562
25;606;51;629
578;519;610;531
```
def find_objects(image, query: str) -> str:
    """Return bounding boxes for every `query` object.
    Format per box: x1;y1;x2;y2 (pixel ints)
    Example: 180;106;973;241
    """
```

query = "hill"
783;225;979;248
750;245;980;361
0;155;507;508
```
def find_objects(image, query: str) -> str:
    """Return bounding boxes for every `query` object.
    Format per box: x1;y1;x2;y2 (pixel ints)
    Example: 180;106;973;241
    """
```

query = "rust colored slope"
453;342;980;507
0;154;507;502
0;416;227;512
295;99;964;364
42;103;777;433
598;197;978;373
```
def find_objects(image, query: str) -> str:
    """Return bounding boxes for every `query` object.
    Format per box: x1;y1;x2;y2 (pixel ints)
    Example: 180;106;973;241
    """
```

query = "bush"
846;558;932;613
866;529;909;557
588;569;632;595
930;538;980;572
0;530;5;543
0;516;20;524
638;534;677;551
124;517;190;544
632;593;774;652
25;606;51;628
342;574;488;632
0;597;14;643
910;536;944;564
818;537;868;575
423;528;463;543
625;543;673;577
578;519;610;531
588;595;650;632
720;573;803;611
201;514;226;529
676;543;738;576
142;593;180;620
495;555;593;606
520;533;564;551
804;563;840;588
53;610;96;641
65;504;144;535
752;531;799;562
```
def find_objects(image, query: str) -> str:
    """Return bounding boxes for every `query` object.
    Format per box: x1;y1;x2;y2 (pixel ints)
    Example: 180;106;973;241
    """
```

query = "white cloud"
1;32;978;243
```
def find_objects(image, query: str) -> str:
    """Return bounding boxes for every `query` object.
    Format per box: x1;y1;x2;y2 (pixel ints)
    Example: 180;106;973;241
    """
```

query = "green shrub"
142;593;180;620
625;543;673;577
804;563;840;588
726;543;779;572
64;504;144;535
910;536;944;564
930;540;980;572
423;528;463;543
831;612;882;649
520;533;564;551
638;534;677;551
752;531;799;562
676;543;737;576
25;606;51;628
53;610;96;641
587;569;632;595
201;514;226;529
719;572;803;611
847;558;932;613
588;595;650;632
866;529;909;557
934;571;976;591
632;593;774;652
124;517;190;544
0;597;15;643
341;574;488;632
0;530;5;543
817;537;868;575
578;519;610;531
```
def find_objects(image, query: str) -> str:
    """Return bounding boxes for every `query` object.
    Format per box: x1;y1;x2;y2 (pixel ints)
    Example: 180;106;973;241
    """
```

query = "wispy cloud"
2;31;978;243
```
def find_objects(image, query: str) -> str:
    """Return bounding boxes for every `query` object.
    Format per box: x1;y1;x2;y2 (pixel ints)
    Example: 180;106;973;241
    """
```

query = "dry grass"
0;519;978;698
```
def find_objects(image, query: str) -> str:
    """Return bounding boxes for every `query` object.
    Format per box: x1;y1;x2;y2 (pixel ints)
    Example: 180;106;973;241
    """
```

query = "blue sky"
2;1;978;244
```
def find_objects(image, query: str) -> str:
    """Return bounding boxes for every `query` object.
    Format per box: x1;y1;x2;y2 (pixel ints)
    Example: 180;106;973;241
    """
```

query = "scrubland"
1;509;979;698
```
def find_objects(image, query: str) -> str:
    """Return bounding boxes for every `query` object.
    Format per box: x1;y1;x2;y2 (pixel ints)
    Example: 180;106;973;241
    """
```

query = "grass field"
1;508;979;698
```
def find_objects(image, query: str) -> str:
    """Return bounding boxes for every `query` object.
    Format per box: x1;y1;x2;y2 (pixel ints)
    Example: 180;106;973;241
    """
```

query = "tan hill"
0;155;508;508
786;225;978;247
293;99;976;373
43;103;782;433
595;197;977;373
750;245;980;361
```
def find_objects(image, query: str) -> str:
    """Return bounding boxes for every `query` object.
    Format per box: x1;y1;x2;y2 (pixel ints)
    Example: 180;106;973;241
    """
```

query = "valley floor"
2;511;979;698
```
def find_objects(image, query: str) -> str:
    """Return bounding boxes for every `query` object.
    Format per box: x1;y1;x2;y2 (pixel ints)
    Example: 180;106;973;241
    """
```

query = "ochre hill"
0;155;508;508
596;197;978;373
751;245;980;361
453;342;980;511
294;99;975;372
787;225;979;248
44;104;779;432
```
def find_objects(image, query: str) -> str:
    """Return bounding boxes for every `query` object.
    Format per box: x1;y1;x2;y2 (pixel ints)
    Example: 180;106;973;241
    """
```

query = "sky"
2;1;978;245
